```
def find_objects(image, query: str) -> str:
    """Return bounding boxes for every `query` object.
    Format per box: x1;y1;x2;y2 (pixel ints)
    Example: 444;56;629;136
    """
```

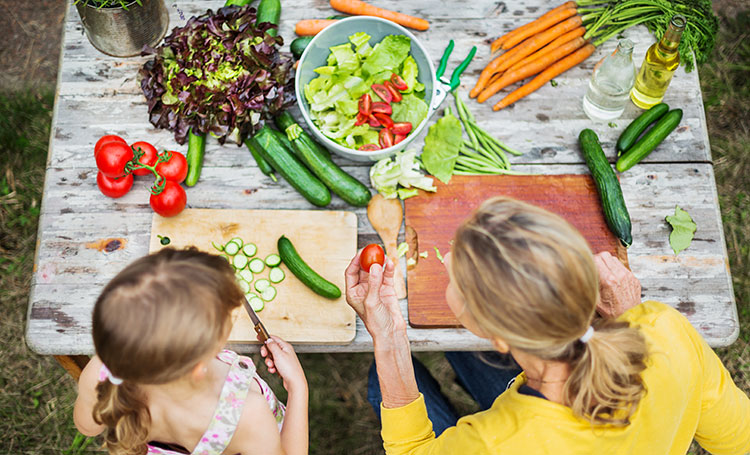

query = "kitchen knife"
243;297;271;344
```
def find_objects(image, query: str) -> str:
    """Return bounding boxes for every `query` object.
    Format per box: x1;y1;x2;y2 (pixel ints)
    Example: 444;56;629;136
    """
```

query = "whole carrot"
506;27;585;73
295;19;338;36
493;15;583;75
501;7;578;51
478;37;585;103
490;2;576;53
493;43;596;110
329;0;429;31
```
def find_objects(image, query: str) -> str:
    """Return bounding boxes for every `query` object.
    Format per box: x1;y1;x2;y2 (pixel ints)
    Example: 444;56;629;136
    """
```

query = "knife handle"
254;323;270;343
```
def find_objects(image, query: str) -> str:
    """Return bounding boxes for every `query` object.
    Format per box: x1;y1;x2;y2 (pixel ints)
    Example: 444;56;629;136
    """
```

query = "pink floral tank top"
100;350;285;455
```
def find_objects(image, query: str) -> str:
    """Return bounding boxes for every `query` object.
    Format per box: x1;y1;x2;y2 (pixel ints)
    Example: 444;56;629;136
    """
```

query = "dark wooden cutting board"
404;174;628;328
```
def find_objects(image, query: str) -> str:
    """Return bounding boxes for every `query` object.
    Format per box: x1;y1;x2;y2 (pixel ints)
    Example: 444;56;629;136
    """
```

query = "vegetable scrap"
397;242;409;257
433;246;444;264
139;6;294;145
666;205;696;255
370;149;435;199
157;235;171;245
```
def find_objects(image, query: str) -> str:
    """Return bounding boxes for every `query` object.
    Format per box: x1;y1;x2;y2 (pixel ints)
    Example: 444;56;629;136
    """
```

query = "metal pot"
75;0;169;57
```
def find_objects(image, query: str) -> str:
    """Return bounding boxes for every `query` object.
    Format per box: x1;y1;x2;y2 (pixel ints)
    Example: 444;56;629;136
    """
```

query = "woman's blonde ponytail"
93;381;150;455
564;319;647;426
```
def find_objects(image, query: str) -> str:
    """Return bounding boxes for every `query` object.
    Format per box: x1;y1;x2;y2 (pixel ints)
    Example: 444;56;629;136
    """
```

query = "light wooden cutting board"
149;209;357;344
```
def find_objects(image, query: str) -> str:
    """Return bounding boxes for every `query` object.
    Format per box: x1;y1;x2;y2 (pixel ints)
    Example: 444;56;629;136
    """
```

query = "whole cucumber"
185;129;206;187
290;36;314;59
257;0;281;37
250;126;331;207
275;112;371;207
277;235;341;299
579;128;632;247
616;109;683;173
244;138;276;181
616;103;669;155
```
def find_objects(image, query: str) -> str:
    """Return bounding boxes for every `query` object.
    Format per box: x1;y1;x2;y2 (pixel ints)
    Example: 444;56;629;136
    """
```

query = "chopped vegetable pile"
139;5;295;145
304;32;428;150
369;149;435;199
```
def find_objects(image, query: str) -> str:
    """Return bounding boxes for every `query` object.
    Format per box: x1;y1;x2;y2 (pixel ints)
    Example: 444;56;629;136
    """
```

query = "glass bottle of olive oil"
630;15;686;109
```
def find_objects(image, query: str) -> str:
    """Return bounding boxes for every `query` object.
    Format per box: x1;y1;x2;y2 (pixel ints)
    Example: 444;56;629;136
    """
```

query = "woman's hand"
344;250;405;341
261;336;307;393
594;251;642;318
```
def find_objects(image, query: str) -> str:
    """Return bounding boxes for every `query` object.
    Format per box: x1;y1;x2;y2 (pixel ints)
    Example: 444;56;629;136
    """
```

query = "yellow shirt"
381;301;750;455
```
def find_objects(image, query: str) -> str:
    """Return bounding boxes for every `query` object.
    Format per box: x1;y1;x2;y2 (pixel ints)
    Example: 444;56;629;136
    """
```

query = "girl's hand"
344;251;404;341
594;251;642;318
260;336;307;393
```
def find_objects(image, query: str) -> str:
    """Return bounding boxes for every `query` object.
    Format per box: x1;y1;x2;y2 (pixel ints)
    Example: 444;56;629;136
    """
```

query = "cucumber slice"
249;258;265;274
224;241;240;256
265;253;281;267
260;285;277;302
249;296;265;311
211;241;224;252
233;254;248;270
254;278;271;293
237;279;251;294
230;237;244;248
269;267;285;283
238;269;254;283
242;243;257;257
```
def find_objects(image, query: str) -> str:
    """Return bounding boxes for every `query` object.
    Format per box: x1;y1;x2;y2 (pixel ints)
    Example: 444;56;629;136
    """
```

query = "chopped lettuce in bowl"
303;32;429;150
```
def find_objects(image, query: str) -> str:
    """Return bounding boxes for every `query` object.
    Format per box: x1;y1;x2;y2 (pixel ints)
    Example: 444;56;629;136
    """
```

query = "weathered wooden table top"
26;0;738;355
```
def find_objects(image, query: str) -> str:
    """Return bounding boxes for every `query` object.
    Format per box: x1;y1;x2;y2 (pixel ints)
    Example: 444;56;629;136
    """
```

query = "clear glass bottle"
630;15;686;109
583;39;636;121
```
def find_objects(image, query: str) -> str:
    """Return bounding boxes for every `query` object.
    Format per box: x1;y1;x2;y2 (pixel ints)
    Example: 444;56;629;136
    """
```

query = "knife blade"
243;297;270;344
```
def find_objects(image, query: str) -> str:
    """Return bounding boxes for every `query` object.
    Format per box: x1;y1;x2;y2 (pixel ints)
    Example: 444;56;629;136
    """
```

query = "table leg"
54;355;90;381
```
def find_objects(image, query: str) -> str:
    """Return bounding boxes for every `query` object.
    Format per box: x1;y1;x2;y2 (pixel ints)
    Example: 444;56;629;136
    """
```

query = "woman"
345;197;749;455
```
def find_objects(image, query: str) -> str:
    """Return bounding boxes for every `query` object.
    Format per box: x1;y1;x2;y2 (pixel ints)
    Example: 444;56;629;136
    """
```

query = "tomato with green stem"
149;180;186;217
96;171;133;198
360;244;385;272
155;151;188;183
130;141;158;176
96;141;134;178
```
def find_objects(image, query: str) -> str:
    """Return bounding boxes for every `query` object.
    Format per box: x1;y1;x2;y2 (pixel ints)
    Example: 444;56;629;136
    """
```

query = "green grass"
1;10;749;455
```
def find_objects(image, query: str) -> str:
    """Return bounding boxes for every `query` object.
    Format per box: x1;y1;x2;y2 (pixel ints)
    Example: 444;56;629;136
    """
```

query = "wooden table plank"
27;0;734;357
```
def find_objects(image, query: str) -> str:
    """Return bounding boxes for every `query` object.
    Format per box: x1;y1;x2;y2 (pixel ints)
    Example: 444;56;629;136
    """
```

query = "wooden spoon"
367;194;407;299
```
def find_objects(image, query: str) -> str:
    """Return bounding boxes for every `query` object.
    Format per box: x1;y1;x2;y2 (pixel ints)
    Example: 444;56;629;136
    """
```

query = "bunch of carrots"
295;0;429;36
471;0;664;110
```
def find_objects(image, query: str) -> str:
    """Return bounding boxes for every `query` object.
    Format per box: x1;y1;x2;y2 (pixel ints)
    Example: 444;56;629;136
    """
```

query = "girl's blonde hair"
91;247;243;455
452;197;648;426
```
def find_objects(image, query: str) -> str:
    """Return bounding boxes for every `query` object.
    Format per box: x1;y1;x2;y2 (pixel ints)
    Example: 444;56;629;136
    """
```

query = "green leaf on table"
666;205;697;255
422;112;463;184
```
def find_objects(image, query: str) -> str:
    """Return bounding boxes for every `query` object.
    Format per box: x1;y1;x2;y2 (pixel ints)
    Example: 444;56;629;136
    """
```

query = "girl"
74;247;308;455
347;196;750;454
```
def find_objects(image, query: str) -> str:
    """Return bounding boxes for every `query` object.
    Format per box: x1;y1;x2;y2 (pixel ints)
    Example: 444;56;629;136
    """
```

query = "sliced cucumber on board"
260;286;277;302
255;278;271;293
249;258;266;273
243;243;257;257
233;254;248;270
265;254;281;267
269;267;285;283
249;295;265;311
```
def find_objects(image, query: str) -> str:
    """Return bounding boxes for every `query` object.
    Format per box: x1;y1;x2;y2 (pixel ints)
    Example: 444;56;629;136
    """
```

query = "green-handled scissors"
429;40;477;118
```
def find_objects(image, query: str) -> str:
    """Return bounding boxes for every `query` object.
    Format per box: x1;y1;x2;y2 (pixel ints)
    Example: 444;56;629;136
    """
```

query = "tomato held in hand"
360;244;385;272
155;151;188;183
149;180;187;217
94;135;127;158
96;142;134;178
97;171;133;198
130;141;158;176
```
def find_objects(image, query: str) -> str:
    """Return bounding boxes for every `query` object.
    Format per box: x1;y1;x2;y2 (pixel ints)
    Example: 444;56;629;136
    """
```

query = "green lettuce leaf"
361;35;411;76
392;94;428;129
421;111;463;184
400;56;424;94
666;205;697;255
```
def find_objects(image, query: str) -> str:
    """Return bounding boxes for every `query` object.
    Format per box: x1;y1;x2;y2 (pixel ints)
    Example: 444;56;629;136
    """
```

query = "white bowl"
295;16;436;162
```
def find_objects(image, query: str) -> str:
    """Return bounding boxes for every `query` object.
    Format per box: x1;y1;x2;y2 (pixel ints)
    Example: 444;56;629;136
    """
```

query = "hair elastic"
98;364;124;385
579;326;595;344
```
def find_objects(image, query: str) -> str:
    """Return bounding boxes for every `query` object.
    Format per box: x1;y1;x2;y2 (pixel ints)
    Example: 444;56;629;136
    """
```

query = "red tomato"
371;84;393;104
96;142;134;178
394;133;407;144
367;115;381;128
149;180;187;217
371;102;392;115
390;73;408;91
373;113;394;129
379;129;394;149
96;171;133;198
355;112;368;126
392;122;412;135
358;93;372;116
360;244;385;272
384;81;403;103
155;151;188;183
358;144;380;152
130;141;158;176
94;135;127;158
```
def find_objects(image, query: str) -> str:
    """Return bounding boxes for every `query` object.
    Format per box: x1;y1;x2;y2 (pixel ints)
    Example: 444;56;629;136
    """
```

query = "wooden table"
27;0;738;377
